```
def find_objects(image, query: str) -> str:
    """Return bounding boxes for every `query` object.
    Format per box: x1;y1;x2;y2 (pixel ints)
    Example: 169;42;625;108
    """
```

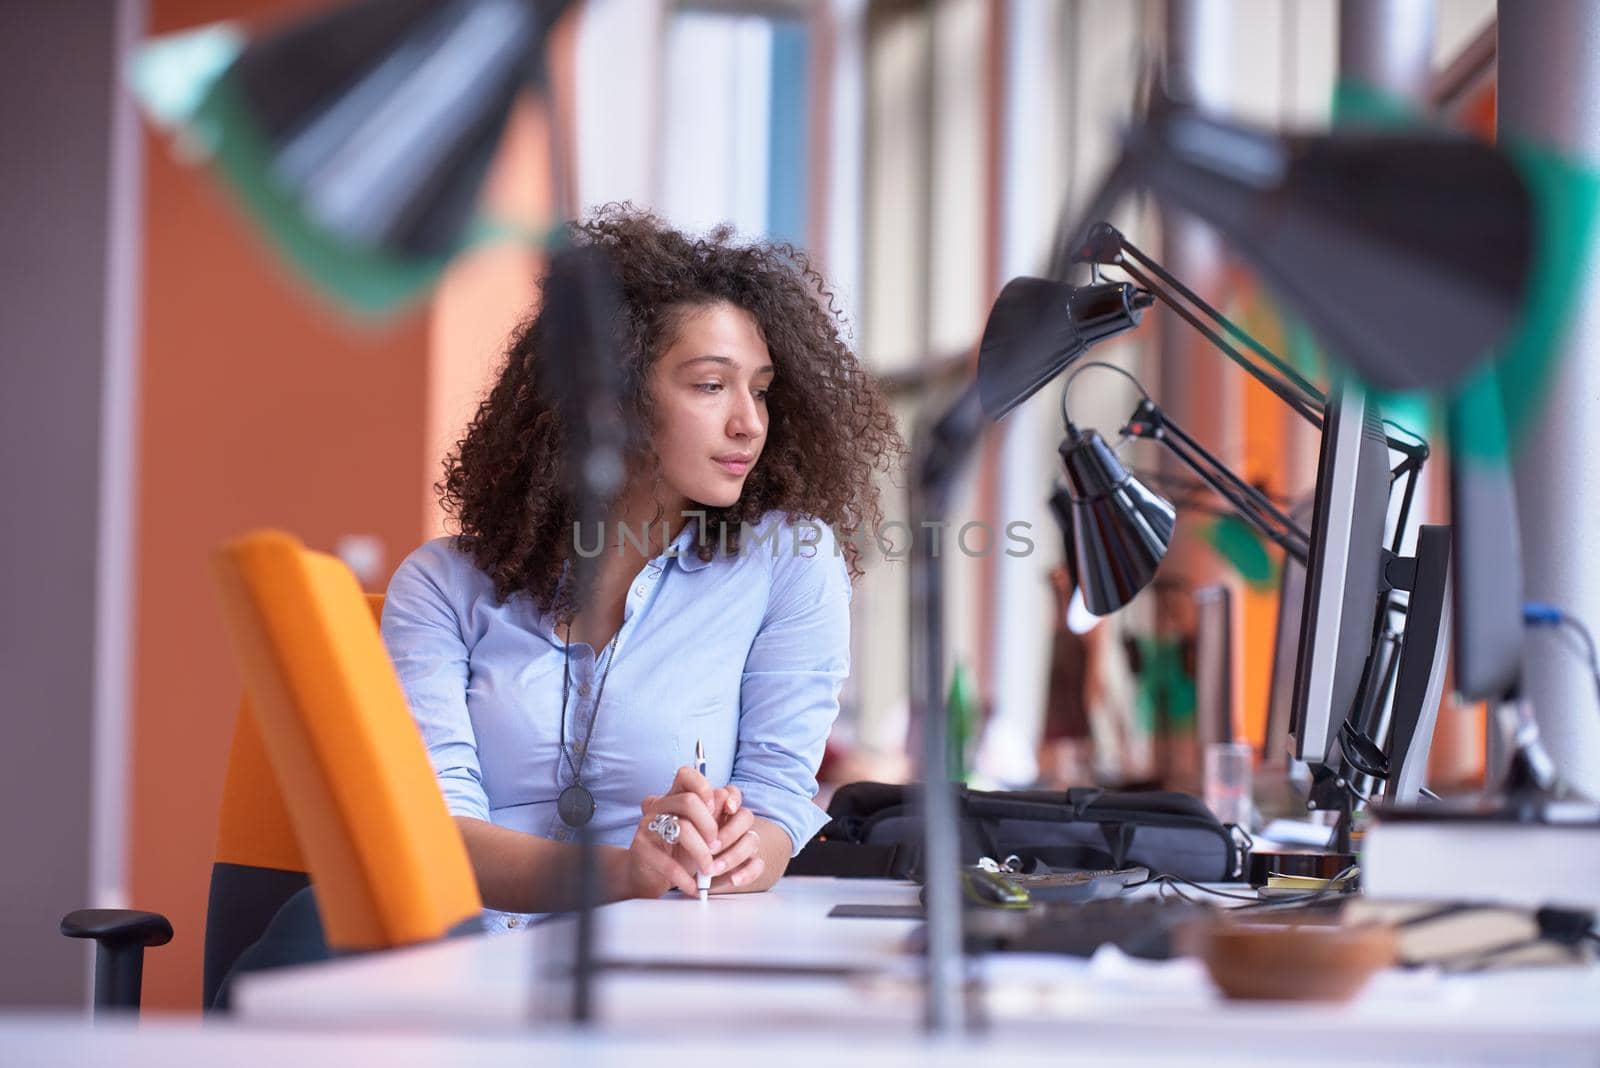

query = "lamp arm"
1111;231;1328;410
1126;400;1311;564
1085;224;1432;465
1389;454;1422;558
1115;258;1326;430
1131;467;1294;511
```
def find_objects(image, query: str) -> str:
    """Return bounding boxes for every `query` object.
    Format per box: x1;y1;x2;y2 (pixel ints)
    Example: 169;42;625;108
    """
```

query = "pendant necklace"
556;620;619;828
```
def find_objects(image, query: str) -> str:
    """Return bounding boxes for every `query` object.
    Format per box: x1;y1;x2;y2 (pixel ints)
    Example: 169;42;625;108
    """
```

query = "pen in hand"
695;738;711;901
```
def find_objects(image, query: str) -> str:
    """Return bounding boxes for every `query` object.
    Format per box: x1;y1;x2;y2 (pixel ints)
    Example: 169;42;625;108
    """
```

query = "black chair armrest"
61;909;173;948
60;909;173;1014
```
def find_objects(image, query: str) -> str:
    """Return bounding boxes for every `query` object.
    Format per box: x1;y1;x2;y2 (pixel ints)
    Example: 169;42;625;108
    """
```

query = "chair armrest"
60;909;173;948
60;909;173;1015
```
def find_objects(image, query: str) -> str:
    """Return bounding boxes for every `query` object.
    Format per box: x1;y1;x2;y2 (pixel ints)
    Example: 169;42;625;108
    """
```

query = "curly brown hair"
438;204;903;615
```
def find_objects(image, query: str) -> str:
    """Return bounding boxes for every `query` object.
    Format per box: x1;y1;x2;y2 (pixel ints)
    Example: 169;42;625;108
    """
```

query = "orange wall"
131;0;431;1011
425;95;551;538
1235;279;1292;752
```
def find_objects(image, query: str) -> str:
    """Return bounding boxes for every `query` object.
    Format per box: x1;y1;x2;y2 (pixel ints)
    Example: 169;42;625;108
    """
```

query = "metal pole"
910;386;985;1037
912;480;964;1034
1499;0;1600;800
572;824;597;1024
916;0;964;1037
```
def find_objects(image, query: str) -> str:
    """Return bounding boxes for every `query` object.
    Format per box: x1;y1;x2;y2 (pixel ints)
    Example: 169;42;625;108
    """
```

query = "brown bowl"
1179;916;1398;1002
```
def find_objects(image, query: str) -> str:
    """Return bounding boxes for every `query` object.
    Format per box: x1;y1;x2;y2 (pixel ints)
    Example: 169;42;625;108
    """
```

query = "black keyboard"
965;895;1212;960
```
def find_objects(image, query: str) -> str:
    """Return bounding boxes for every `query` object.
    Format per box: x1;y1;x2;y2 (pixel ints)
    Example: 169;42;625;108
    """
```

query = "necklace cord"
560;620;620;787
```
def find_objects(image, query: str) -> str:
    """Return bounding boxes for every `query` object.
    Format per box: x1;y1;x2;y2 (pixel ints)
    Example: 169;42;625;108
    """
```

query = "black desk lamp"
997;215;1457;844
1064;228;1445;817
977;279;1154;421
1055;411;1175;616
1050;354;1452;858
980;216;1467;861
925;101;1538;1031
981;214;1444;761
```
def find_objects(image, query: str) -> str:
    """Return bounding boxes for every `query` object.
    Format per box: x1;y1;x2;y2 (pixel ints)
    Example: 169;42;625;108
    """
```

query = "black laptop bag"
791;782;1243;883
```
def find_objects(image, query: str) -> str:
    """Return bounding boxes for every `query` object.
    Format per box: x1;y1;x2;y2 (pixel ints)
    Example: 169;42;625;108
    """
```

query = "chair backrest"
210;531;481;952
201;593;388;1008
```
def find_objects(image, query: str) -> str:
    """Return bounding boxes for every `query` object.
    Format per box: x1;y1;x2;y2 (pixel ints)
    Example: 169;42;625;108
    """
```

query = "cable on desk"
1122;865;1357;910
1431;905;1599;974
1245;864;1361;912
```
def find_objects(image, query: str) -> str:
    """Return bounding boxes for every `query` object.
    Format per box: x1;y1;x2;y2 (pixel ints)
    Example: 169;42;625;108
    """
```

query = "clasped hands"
627;766;762;897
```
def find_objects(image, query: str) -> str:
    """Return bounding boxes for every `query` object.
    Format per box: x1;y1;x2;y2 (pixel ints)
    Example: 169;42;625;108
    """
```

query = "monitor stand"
1252;524;1453;881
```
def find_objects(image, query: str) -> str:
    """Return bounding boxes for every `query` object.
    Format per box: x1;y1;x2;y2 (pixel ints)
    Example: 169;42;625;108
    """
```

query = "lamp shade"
1060;427;1176;615
977;279;1152;421
1113;109;1535;393
134;0;567;316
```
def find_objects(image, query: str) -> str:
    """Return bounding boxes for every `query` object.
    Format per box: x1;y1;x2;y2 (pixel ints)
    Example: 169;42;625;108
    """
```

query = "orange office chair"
64;533;483;1012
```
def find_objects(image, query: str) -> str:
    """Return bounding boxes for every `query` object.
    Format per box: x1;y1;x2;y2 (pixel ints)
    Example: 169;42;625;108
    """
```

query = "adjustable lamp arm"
1079;223;1431;468
1123;398;1312;565
1079;223;1325;425
1058;360;1310;565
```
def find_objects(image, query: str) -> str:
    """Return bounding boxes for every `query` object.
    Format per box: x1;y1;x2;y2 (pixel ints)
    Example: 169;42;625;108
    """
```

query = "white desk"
228;877;1600;1064
237;877;925;1032
7;1010;1588;1068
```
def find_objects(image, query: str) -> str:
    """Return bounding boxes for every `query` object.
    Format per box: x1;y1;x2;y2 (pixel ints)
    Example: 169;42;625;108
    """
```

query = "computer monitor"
1446;379;1525;704
1287;379;1394;768
1262;501;1313;768
1382;523;1454;802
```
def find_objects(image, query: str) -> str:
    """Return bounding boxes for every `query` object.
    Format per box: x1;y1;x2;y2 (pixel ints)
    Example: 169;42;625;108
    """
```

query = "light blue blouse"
381;512;849;882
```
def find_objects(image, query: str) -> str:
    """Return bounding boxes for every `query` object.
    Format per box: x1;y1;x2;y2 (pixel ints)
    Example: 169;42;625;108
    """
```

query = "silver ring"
647;813;680;846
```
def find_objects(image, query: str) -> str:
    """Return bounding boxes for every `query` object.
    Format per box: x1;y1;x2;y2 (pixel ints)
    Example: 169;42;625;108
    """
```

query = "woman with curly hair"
382;206;901;925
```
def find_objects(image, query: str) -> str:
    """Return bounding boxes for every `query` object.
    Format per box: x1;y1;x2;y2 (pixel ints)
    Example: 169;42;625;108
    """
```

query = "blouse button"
635;585;646;596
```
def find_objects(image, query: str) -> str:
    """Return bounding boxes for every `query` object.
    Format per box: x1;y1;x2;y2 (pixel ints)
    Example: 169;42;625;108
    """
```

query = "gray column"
979;0;1060;788
1154;1;1232;789
822;0;870;744
1335;0;1435;541
0;0;141;1008
1499;1;1600;800
1339;0;1436;103
1159;0;1233;594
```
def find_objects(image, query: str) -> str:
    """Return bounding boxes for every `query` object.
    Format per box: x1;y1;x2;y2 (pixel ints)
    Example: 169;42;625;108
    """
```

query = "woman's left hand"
704;785;764;892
